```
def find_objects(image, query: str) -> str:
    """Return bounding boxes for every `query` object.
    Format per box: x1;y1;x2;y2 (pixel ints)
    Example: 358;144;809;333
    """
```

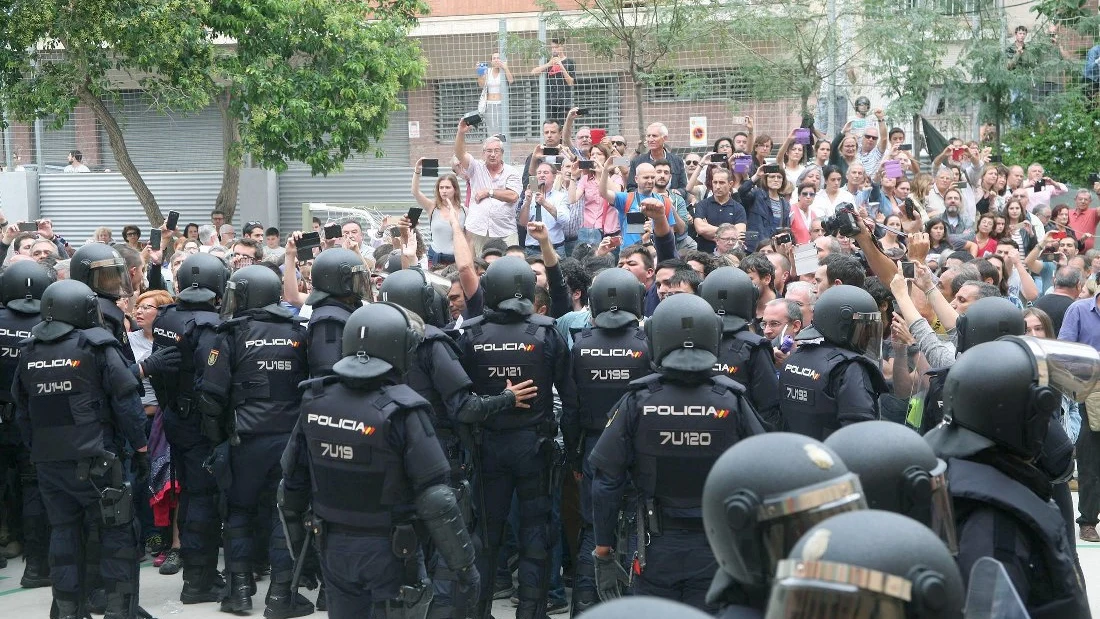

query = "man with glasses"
609;135;627;156
456;119;522;255
228;238;262;272
855;107;888;177
713;224;742;257
762;298;804;367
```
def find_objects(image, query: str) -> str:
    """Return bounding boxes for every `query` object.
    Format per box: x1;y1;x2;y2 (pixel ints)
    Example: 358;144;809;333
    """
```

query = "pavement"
3;493;1100;617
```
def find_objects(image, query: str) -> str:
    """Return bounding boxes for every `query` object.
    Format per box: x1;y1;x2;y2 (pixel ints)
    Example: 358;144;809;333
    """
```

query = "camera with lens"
820;202;863;238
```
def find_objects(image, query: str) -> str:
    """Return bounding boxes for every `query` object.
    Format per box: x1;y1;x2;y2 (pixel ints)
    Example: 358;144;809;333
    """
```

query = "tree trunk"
76;83;163;225
214;88;242;220
633;76;646;154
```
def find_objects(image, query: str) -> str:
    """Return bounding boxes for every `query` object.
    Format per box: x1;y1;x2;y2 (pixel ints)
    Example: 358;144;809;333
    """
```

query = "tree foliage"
1001;95;1100;186
0;0;428;222
534;0;735;138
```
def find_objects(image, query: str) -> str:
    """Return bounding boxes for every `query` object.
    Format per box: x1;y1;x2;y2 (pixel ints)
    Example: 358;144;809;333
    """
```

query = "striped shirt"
464;158;522;238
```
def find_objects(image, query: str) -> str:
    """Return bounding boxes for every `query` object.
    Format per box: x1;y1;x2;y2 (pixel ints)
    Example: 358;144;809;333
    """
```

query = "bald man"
601;161;678;247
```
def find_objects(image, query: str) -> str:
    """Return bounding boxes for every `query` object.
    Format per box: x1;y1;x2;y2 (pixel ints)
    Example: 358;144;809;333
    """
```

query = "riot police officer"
12;279;150;619
455;256;569;619
764;510;965;618
778;284;886;439
0;261;55;588
559;267;650;616
577;596;713;619
589;293;765;610
69;243;137;363
824;420;958;553
303;247;370;377
196;264;311;617
911;295;1025;434
148;252;228;603
279;302;481;619
701;433;868;618
380;267;536;619
925;336;1098;618
698;267;782;430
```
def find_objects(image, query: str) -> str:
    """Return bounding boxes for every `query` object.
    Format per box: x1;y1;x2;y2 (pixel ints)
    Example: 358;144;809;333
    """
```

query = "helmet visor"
928;460;959;556
348;263;373;302
764;562;910;619
88;257;134;299
757;475;868;579
220;279;242;318
849;312;884;361
1010;335;1100;403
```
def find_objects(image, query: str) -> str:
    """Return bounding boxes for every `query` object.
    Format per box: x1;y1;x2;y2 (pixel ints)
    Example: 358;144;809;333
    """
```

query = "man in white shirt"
63;150;90;173
454;120;522;255
520;162;570;256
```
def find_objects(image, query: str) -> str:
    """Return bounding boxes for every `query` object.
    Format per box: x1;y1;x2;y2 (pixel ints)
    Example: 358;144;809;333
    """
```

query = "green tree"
860;0;959;152
534;0;735;139
1001;95;1100;186
730;0;851;118
944;7;1079;142
207;0;428;217
0;0;428;223
0;0;214;224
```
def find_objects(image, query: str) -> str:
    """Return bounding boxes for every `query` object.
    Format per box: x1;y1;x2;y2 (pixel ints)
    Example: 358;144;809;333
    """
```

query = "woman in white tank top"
412;159;467;267
477;53;514;137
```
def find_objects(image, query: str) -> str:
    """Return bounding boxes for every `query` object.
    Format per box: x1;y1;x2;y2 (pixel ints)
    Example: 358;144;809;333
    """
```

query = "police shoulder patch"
207;349;220;366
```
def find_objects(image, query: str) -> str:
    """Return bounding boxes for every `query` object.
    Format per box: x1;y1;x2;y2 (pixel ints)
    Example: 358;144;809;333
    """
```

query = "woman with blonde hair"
412;159;466;267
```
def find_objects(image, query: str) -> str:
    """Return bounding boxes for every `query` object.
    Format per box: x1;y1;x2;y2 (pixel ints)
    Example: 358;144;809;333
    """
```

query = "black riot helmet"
854;96;872;112
702;433;867;589
644;293;721;373
70;243;133;300
825;421;957;555
221;265;283;318
798;284;883;360
33;279;104;341
940;336;1100;460
699;266;757;334
589;268;645;329
305;248;372;306
380;268;450;328
766;510;965;619
482;256;535;314
0;260;56;314
176;252;230;305
955;296;1025;354
333;302;425;381
579;597;713;619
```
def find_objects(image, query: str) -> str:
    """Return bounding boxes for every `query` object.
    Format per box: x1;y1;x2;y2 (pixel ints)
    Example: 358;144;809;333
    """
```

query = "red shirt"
1069;207;1099;251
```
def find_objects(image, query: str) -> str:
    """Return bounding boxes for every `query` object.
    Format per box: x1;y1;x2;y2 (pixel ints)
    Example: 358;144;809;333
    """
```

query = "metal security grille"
433;74;621;144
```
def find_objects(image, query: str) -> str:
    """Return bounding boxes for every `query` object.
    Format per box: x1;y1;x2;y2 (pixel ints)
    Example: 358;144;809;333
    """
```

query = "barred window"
645;69;751;103
434;74;621;144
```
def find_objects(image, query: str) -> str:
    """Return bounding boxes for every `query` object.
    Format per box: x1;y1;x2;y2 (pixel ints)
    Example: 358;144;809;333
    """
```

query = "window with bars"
433;74;621;143
644;68;751;103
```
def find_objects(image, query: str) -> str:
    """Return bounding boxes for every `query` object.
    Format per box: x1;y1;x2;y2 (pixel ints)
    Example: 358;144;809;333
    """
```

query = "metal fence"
2;4;1091;175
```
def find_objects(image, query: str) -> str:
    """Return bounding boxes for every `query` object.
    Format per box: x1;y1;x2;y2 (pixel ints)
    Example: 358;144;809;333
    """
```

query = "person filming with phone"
519;161;570;257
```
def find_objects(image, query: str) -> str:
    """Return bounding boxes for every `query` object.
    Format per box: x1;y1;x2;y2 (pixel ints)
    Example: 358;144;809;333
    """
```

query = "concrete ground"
3;493;1100;617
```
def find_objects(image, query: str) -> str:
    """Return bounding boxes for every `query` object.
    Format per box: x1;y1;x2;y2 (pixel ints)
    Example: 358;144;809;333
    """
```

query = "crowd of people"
0;89;1099;619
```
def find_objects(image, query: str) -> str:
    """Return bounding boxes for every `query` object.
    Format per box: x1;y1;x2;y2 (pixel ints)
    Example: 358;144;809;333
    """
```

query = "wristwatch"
489;189;495;199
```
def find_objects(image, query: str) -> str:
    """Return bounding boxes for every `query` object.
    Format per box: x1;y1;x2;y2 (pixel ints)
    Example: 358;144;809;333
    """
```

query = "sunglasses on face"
612;141;626;146
801;191;816;197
